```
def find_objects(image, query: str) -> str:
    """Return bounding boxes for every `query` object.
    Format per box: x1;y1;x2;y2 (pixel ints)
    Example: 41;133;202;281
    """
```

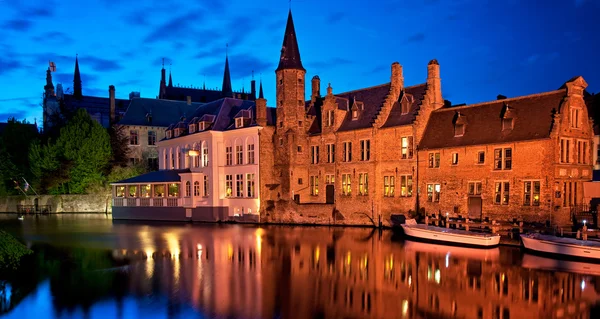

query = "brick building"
260;10;594;227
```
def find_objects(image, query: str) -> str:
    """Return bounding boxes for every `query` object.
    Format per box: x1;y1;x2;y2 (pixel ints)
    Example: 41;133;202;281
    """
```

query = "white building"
112;96;274;222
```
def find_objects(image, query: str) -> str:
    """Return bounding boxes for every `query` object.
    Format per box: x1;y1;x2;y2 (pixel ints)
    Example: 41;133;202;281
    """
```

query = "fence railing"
16;204;52;214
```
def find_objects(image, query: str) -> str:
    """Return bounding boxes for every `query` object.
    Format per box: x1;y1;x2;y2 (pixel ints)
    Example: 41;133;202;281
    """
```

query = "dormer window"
502;118;514;131
189;124;196;133
235;117;244;128
401;100;410;115
199;122;206;131
453;112;466;137
166;130;172;139
454;123;465;137
174;128;181;137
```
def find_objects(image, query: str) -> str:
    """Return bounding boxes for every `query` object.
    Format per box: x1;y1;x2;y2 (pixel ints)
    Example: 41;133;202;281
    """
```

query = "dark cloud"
32;31;73;44
406;32;426;43
0;57;24;75
80;56;123;72
53;72;99;88
144;10;208;42
30;7;53;18
3;19;33;31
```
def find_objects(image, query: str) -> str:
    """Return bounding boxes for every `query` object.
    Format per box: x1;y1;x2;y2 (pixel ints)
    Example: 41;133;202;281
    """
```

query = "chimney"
427;59;443;110
256;97;267;126
327;83;333;96
391;62;404;95
251;79;256;100
311;75;321;102
497;94;507;100
186;96;192;105
109;85;116;125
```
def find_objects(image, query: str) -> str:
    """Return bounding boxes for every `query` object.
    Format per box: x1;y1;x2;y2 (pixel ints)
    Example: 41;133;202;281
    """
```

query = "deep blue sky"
0;0;598;124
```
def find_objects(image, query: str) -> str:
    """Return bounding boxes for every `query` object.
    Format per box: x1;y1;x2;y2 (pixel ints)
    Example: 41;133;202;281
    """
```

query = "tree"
107;125;131;168
0;118;39;195
30;109;112;194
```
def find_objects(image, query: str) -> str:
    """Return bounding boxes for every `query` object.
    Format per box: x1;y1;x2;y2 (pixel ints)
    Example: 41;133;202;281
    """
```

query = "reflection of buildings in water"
112;225;599;319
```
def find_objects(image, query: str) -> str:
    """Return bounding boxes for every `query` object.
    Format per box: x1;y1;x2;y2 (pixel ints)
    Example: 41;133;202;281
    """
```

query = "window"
298;121;302;127
246;174;255;197
129;130;139;145
298;178;303;185
194;181;200;196
342;174;352;195
352;108;358;120
494;182;510;205
577;140;588;164
203;176;209;197
502;118;513;131
401;137;414;159
327;144;335;163
189;124;196;133
279;138;283;146
147;157;158;171
310;176;319;196
454;123;465;136
360;140;370;161
563;181;578;207
468;182;482;195
236;174;244;197
226;146;233;165
148;131;156;146
400;175;413;197
247;144;255;164
477;151;485;164
199;122;206;131
326;110;334;127
492;306;510;319
202;145;209;167
343;142;352;162
311;146;319;164
428;152;440;168
560;139;570;163
570;107;580;128
297;145;303;153
401;99;410;115
427;183;441;202
225;175;233;197
235;117;244;128
166;130;172;139
494;148;512;170
358;173;368;196
524;181;540;206
451;153;459;165
185;181;191;197
384;176;395;197
325;174;335;184
170;150;175;169
235;145;243;165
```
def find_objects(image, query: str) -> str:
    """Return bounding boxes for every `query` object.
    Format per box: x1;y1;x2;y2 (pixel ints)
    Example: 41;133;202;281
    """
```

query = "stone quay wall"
0;194;112;214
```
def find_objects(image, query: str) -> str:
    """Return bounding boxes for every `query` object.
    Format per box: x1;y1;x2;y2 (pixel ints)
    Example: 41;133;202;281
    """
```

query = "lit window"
310;176;319;196
426;183;441;202
451;153;459;165
401;137;413;159
384;176;395;197
246;174;255;197
225;175;233;197
358;173;368;196
524;181;540;206
341;174;352;196
428;152;440;168
400;175;412;197
494;182;510;205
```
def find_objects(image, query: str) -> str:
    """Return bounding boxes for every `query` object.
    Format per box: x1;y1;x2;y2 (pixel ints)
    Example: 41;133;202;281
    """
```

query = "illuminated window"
401;175;412;197
202;144;209;167
427;183;441;202
494;182;510;205
310;176;319;196
225;175;233;197
452;153;459;165
236;174;244;197
523;181;540;206
401;136;413;159
358;173;368;196
468;182;482;195
168;183;179;197
115;186;125;197
342;174;352;196
428;152;440;168
384;176;395;197
246;174;255;197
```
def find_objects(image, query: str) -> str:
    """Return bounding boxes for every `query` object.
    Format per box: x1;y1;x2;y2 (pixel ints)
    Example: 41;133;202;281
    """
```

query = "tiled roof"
117;98;201;127
335;83;392;132
419;89;567;150
380;84;428;128
62;94;129;114
163;86;250;103
112;169;190;184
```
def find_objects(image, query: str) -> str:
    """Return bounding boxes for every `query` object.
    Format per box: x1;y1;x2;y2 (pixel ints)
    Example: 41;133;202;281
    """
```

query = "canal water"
0;214;599;319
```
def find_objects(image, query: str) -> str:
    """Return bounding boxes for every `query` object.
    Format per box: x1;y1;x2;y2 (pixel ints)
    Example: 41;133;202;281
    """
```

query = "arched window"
193;142;200;168
194;181;200;196
234;138;243;165
170;148;175;169
185;181;191;197
202;141;209;167
175;147;181;169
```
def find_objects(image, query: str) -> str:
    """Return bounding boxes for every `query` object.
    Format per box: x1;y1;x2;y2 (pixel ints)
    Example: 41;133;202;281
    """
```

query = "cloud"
79;56;123;72
144;10;207;42
30;7;53;18
3;19;33;31
325;11;346;24
32;31;73;45
405;32;426;43
0;57;24;75
197;54;273;80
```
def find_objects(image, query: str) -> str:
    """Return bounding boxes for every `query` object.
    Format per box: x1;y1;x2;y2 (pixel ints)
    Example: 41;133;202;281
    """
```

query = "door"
468;196;482;220
326;185;335;204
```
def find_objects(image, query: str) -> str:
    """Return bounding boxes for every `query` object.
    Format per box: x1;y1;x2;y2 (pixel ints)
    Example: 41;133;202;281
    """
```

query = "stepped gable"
380;83;428;128
420;89;567;150
334;83;390;132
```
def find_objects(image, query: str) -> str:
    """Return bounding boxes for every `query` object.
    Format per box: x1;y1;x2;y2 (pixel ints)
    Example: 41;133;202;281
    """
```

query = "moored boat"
520;233;600;261
401;219;500;248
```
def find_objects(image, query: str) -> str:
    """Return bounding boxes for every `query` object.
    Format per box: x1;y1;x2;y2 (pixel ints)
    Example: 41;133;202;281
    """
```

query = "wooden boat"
401;219;500;248
520;233;600;261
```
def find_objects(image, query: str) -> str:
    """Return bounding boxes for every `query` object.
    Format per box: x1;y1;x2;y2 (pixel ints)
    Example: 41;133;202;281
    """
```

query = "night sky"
0;0;598;124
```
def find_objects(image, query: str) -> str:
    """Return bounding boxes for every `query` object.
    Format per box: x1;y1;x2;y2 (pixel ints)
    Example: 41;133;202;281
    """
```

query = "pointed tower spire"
168;63;173;87
159;58;167;99
44;67;54;97
73;54;82;98
276;10;305;72
259;79;264;99
222;45;233;97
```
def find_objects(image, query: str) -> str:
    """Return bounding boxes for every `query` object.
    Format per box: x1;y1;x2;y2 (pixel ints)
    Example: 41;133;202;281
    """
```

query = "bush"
0;230;33;271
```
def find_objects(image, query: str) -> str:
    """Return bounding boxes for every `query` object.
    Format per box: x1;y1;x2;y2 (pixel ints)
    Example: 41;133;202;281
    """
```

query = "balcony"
113;197;183;207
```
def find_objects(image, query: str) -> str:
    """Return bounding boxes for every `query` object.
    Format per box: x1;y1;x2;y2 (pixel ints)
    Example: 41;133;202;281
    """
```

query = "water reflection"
0;215;599;319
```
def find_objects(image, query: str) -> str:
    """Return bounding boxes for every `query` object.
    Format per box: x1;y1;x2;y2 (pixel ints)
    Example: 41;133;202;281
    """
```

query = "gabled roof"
62;94;129;114
117;98;201;127
334;83;390;132
112;169;190;184
381;84;428;128
420;89;567;150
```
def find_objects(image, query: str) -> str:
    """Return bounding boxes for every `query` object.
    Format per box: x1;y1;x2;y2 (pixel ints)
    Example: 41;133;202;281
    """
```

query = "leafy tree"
30;109;112;194
0;118;39;195
107;125;131;168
